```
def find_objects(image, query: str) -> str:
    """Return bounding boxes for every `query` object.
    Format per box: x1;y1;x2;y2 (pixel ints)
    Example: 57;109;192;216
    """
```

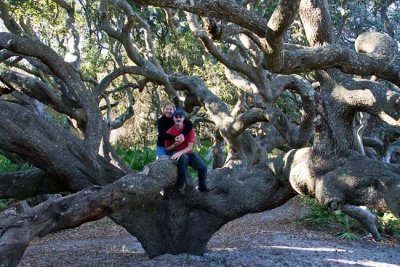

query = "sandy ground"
18;197;400;267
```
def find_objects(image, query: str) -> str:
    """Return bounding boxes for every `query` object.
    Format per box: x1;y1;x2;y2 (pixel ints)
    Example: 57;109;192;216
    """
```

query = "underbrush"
114;144;212;177
0;199;14;211
0;155;32;172
114;146;156;171
0;155;33;211
377;212;400;240
298;196;400;241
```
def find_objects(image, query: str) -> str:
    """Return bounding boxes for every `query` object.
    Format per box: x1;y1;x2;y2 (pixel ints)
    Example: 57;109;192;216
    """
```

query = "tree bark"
0;169;64;199
0;159;295;266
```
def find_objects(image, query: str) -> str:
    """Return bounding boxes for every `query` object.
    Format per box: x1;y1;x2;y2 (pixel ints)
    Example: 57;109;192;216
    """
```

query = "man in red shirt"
165;108;209;194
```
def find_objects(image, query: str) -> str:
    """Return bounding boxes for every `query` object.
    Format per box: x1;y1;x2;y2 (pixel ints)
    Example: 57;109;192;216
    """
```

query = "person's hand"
171;151;184;160
174;137;184;146
175;134;184;143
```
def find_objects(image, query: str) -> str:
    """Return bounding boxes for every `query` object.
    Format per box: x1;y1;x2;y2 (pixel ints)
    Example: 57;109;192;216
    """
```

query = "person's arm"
165;127;183;151
164;132;177;140
157;119;167;139
181;119;193;136
159;119;178;142
171;142;194;160
165;139;183;152
171;130;195;160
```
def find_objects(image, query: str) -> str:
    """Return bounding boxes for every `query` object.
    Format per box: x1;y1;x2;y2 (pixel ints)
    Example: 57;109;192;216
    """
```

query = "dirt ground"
18;197;400;267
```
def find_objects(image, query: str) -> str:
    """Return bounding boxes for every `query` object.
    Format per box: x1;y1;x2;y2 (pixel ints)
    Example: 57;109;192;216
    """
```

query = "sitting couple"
156;102;209;194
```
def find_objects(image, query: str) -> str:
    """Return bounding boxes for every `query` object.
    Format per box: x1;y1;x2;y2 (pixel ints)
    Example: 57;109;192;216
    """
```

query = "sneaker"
177;183;186;194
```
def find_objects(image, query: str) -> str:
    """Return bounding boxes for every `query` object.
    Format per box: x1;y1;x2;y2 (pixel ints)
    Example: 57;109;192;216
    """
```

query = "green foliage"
6;0;66;43
377;212;400;241
114;143;212;178
114;146;156;171
0;155;31;211
337;231;360;241
187;143;213;179
298;196;363;240
299;197;400;241
0;199;14;212
276;91;302;122
0;155;32;173
193;142;212;167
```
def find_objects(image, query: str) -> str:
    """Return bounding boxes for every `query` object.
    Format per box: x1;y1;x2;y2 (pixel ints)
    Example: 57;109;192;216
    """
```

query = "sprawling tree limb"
323;76;400;127
284;147;400;239
230;74;314;147
187;13;272;103
94;66;164;97
0;1;23;34
280;0;400;244
0;32;103;152
52;0;81;68
383;143;400;164
261;0;300;71
340;204;381;241
0;160;176;266
132;0;400;87
0;34;81;97
186;13;259;83
0;101;126;190
169;75;233;134
353;112;369;155
114;0;163;69
0;169;64;199
352;87;399;127
0;186;114;267
1;1;400;266
0;71;83;123
284;45;400;86
299;0;333;47
98;0;178;98
131;0;268;37
0;159;295;266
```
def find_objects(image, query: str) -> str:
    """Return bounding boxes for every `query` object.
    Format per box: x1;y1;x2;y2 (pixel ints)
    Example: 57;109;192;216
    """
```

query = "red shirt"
165;124;195;153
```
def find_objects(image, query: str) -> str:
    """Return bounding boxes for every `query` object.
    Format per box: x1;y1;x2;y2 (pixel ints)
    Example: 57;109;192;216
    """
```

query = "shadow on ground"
19;197;400;267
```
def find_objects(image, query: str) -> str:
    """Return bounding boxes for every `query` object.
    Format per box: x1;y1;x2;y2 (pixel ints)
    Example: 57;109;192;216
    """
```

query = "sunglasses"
174;115;183;118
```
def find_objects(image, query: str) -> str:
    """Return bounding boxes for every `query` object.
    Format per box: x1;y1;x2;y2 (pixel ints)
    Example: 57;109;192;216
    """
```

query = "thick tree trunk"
0;101;128;195
0;160;295;266
284;69;400;240
111;163;295;257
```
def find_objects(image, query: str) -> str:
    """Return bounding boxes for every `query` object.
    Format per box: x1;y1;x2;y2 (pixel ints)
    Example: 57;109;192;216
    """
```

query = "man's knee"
178;154;189;164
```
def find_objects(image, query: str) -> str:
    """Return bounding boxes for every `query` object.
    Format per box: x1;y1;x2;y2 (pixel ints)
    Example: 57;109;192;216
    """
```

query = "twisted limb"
328;199;381;241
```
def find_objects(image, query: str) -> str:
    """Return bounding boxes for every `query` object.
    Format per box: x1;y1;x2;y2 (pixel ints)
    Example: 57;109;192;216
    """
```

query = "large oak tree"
0;0;400;266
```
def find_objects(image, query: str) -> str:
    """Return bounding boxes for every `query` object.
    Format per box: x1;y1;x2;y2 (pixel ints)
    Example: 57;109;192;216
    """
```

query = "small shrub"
377;212;400;241
193;144;212;167
337;231;360;241
298;196;364;240
0;199;15;212
0;155;32;172
0;155;33;212
114;146;156;171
